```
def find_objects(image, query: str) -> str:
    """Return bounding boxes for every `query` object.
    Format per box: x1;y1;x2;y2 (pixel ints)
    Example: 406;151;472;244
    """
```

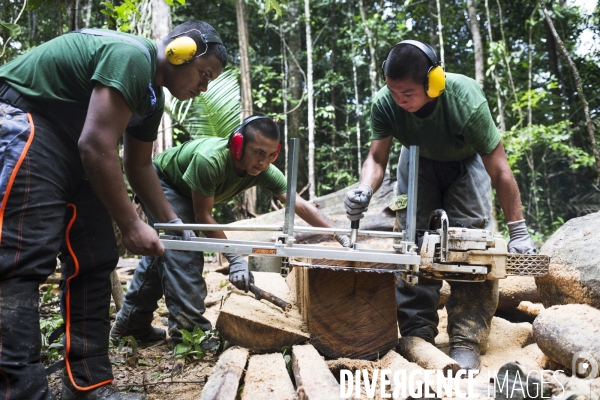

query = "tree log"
532;304;600;378
215;272;309;353
397;336;460;375
380;350;438;399
110;269;124;312
242;353;297;400
305;268;398;360
292;344;344;400
200;346;248;400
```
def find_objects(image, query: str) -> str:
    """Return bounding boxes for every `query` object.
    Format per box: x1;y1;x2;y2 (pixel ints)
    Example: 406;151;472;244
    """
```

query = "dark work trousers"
394;146;499;351
113;167;210;345
0;102;117;399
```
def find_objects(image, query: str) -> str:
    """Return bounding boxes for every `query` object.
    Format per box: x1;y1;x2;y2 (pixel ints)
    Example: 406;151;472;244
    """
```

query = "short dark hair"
384;42;432;83
166;21;228;68
243;116;281;143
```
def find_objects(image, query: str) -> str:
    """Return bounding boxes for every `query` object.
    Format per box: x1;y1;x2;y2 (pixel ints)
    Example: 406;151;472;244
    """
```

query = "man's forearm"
295;196;335;228
195;214;228;240
127;164;177;223
81;147;139;231
359;157;386;193
493;172;524;222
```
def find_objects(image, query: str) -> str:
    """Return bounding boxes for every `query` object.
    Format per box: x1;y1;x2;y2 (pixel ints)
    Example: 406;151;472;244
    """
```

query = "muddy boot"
62;373;148;400
109;319;166;345
449;340;481;371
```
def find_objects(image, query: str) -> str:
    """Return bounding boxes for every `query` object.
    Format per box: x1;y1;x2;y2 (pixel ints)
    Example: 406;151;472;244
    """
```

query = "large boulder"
536;212;600;308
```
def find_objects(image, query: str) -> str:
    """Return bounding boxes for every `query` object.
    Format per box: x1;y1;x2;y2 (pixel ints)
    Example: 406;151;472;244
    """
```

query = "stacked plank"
199;344;347;400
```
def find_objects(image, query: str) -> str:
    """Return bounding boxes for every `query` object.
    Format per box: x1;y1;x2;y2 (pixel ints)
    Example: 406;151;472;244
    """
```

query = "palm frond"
167;68;242;138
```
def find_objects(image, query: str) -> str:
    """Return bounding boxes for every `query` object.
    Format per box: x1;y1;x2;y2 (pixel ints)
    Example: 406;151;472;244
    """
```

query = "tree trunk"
236;0;257;214
286;0;308;191
435;0;444;63
358;0;379;99
540;0;600;183
350;25;363;178
151;0;173;157
466;0;485;88
305;0;316;200
428;0;438;50
329;3;338;173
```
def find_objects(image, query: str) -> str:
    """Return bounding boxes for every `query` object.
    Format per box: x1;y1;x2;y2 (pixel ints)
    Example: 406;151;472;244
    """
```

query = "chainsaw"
396;209;549;285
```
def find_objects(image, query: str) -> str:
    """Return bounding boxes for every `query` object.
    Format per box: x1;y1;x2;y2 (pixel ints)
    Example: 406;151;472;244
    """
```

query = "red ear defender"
273;143;281;162
229;132;244;160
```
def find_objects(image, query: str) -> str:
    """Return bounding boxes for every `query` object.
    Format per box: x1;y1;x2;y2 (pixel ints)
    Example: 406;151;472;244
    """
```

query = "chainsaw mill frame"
156;140;548;284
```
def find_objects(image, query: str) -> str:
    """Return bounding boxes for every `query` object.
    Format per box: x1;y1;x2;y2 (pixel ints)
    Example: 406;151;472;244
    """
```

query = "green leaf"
181;329;194;344
174;342;191;355
164;0;174;5
166;68;241;139
176;0;185;4
265;0;283;17
0;22;21;37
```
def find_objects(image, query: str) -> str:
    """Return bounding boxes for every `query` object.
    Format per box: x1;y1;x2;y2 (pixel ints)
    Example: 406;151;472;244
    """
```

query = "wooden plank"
200;347;249;400
241;353;298;400
285;265;309;328
292;344;344;400
216;272;309;353
307;268;398;360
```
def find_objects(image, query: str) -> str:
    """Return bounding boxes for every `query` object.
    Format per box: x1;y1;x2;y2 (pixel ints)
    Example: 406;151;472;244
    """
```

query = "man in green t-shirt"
344;40;535;371
110;115;348;346
0;21;226;399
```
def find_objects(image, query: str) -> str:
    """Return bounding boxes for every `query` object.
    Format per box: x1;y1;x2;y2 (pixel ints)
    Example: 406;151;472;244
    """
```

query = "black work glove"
164;218;195;241
507;220;536;254
225;253;254;293
344;184;373;221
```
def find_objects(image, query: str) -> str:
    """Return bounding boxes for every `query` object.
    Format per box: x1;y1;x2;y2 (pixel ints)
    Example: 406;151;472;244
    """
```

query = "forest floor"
45;258;229;400
42;243;550;399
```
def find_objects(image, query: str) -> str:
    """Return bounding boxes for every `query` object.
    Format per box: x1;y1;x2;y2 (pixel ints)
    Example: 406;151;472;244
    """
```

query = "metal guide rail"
159;235;420;267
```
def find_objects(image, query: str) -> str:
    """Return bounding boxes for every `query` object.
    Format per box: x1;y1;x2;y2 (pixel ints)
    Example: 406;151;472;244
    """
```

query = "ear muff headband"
228;115;281;161
383;40;446;98
165;29;223;65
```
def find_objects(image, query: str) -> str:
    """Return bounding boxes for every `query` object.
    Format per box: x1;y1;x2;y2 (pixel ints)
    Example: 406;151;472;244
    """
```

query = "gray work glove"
344;184;373;221
225;253;254;293
334;234;351;248
164;218;195;241
507;220;536;254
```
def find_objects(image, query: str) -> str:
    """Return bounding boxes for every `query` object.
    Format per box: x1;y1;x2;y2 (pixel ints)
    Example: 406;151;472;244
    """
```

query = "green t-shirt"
0;29;164;142
370;73;500;161
153;137;288;203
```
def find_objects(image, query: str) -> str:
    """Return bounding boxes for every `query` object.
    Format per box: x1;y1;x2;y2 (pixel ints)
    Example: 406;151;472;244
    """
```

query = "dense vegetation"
2;0;598;241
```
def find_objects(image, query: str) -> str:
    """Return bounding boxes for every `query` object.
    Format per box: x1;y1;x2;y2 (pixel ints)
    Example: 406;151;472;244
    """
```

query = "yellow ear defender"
383;40;446;98
165;36;197;65
165;29;223;66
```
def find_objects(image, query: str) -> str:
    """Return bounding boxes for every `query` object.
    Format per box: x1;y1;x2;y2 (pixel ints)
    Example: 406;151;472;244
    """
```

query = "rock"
536;212;600;308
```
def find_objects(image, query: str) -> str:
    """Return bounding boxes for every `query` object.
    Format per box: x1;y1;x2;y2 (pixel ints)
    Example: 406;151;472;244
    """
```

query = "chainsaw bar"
505;254;550;276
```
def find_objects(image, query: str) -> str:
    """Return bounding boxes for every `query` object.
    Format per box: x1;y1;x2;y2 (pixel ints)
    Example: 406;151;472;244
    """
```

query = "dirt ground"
45;258;229;400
